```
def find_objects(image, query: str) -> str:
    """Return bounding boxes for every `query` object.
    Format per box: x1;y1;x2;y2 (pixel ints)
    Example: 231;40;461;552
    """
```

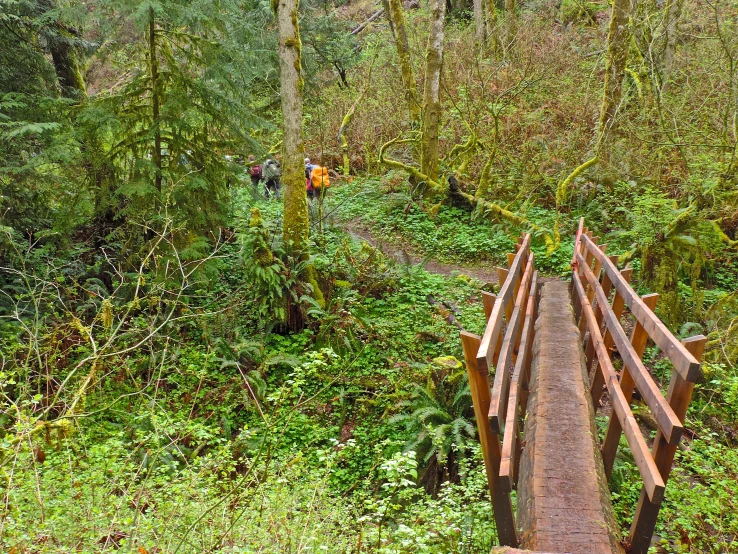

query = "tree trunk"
387;0;421;124
149;8;162;194
276;0;325;310
661;0;683;92
598;0;630;145
420;0;446;186
474;0;486;48
50;40;87;98
485;0;499;55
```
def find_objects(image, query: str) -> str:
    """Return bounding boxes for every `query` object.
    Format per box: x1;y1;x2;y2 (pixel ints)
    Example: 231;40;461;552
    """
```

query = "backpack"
263;160;281;179
310;166;330;189
250;164;262;178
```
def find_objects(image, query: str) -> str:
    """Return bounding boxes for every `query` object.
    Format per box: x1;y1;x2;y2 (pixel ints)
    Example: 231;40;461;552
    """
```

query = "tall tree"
661;0;684;92
420;0;447;184
599;0;630;142
275;0;325;308
474;0;486;48
387;0;421;123
485;0;499;55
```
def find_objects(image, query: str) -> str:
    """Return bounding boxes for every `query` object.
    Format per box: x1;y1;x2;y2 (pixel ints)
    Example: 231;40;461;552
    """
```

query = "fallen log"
351;9;384;35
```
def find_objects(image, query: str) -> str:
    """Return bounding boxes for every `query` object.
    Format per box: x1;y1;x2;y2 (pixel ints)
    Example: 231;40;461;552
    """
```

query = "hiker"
309;163;330;200
248;155;262;190
262;156;281;199
305;157;316;200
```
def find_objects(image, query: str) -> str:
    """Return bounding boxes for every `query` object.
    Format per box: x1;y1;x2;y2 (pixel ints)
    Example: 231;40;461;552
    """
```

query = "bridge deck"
516;281;623;554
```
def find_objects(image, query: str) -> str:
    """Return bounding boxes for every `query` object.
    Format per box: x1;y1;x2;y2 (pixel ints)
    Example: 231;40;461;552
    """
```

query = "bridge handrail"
499;269;538;492
488;251;535;432
571;271;666;503
571;218;706;554
476;234;531;375
459;233;539;548
580;233;701;382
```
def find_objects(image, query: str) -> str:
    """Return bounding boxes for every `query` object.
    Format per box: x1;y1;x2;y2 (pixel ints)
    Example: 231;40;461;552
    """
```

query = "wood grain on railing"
573;222;705;554
477;234;531;375
500;270;538;493
489;252;534;432
580;234;701;382
571;273;665;503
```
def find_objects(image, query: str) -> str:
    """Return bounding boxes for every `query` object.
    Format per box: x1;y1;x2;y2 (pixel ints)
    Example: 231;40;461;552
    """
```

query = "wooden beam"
602;293;659;479
577;253;683;445
489;253;534;432
477;235;531;375
628;336;707;554
460;332;519;547
500;271;538;492
572;275;665;503
482;292;496;321
581;234;701;382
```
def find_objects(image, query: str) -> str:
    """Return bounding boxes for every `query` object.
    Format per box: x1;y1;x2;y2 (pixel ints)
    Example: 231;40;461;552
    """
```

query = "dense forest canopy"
1;0;737;551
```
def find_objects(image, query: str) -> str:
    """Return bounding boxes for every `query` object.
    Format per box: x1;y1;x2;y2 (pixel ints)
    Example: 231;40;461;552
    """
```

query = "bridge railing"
459;232;540;548
570;218;706;554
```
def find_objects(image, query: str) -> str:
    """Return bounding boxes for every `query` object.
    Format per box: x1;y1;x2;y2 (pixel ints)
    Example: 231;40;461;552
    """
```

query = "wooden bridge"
460;219;706;554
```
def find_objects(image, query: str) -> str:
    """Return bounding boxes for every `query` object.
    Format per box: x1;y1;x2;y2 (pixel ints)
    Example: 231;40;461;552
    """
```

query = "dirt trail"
346;224;500;285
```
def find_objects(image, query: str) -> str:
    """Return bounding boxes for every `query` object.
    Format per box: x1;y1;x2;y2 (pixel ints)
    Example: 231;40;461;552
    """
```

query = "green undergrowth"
2;187;501;553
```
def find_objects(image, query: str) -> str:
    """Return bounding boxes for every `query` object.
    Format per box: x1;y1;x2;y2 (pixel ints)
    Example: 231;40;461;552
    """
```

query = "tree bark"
276;0;324;309
485;0;499;55
149;8;162;194
598;0;630;144
277;0;307;254
474;0;486;47
420;0;446;186
661;0;683;92
387;0;421;123
50;39;87;98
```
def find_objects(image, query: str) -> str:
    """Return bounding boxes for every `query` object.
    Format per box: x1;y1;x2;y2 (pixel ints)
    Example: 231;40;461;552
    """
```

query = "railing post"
601;293;659;479
628;335;706;554
460;332;519;547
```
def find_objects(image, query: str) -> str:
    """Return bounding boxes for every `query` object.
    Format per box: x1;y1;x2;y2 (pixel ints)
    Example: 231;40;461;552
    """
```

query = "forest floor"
345;221;501;285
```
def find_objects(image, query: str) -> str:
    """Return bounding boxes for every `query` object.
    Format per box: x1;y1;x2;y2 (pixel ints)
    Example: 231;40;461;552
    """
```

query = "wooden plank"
584;245;607;365
628;336;706;554
499;271;538;492
507;252;516;268
581;234;701;381
572;275;665;504
489;253;534;433
577;253;683;445
482;292;496;321
570;217;585;268
589;265;631;383
460;332;519;547
477;235;531;375
602;293;659;479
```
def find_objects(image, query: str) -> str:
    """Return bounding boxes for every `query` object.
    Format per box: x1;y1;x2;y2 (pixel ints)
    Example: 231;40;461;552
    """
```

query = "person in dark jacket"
262;157;281;199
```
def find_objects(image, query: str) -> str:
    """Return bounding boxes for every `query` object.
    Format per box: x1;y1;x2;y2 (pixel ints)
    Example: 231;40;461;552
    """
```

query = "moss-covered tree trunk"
50;39;87;98
474;0;486;48
276;0;324;315
387;0;421;124
661;0;684;92
277;0;307;254
485;0;499;55
420;0;446;186
598;0;630;144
